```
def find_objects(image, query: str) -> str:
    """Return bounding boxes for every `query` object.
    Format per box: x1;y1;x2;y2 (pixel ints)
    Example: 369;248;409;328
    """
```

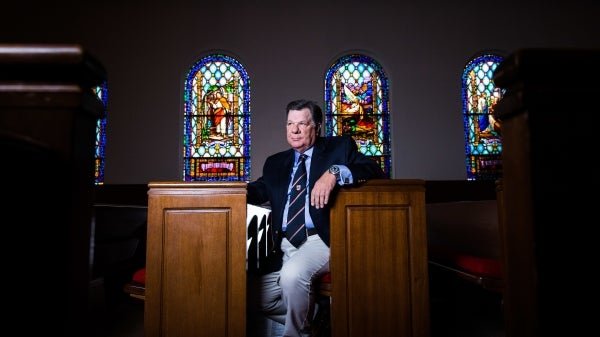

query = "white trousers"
248;234;330;337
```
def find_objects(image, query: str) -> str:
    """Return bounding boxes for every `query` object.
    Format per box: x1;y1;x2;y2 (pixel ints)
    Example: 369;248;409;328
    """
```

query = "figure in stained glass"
183;54;251;181
462;52;505;180
324;53;391;177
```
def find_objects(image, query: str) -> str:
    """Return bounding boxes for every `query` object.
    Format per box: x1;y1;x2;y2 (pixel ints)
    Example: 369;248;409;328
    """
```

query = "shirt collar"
296;147;314;161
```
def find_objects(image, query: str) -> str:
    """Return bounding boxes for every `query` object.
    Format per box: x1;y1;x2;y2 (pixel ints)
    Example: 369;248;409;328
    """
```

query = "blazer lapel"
309;138;328;185
275;150;296;210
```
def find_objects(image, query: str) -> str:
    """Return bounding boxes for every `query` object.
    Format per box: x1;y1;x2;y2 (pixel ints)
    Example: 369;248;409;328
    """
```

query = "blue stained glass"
462;52;505;180
94;82;108;185
324;54;391;177
183;54;252;182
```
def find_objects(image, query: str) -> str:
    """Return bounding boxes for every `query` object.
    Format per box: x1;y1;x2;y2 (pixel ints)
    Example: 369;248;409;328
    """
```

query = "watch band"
329;165;341;182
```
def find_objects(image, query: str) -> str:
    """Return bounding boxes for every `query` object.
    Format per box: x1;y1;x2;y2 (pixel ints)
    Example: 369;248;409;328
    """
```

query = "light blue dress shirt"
282;148;351;231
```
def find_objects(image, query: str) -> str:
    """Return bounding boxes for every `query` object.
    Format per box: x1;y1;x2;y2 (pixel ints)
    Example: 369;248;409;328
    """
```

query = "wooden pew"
493;48;600;337
0;44;106;337
328;179;429;337
145;182;248;337
425;180;503;292
143;179;429;337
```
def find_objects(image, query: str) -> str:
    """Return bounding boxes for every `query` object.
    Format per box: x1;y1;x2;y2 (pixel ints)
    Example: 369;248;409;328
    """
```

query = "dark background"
3;0;598;184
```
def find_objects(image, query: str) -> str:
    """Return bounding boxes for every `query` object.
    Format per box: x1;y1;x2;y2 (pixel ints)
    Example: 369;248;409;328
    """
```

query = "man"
247;99;384;337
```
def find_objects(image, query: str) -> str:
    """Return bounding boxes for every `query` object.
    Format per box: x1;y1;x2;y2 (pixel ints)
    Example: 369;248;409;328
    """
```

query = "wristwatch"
329;165;341;182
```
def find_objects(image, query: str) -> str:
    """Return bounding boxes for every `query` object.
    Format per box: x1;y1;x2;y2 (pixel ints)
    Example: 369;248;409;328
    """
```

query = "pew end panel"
329;179;430;337
491;48;600;336
145;181;248;337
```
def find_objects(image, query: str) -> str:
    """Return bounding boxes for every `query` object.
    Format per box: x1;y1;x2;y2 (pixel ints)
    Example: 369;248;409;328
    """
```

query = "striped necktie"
286;154;308;248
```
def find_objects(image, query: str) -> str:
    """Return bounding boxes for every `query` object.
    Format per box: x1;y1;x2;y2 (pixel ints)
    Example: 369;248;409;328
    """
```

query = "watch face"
330;166;339;174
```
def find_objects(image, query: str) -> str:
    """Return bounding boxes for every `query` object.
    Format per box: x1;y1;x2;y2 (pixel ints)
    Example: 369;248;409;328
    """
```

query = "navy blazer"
247;135;384;271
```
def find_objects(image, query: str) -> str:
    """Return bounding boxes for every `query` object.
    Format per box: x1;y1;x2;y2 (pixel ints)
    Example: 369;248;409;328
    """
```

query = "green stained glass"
462;52;505;180
183;54;251;181
324;54;391;177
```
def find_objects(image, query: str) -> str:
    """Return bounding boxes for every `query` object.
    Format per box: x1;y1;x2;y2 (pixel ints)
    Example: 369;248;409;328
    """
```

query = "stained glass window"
462;52;505;180
93;82;108;185
324;54;391;177
183;54;251;181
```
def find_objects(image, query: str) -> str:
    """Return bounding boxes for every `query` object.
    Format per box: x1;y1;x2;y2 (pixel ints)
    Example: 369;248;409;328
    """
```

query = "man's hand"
310;171;337;209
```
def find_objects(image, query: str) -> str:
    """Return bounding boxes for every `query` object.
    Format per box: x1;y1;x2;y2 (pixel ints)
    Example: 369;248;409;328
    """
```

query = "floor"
88;268;505;337
89;278;144;337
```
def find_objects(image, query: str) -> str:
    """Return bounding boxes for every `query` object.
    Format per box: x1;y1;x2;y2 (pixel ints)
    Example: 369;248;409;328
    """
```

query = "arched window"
93;81;108;185
324;53;391;177
462;52;505;180
183;54;251;181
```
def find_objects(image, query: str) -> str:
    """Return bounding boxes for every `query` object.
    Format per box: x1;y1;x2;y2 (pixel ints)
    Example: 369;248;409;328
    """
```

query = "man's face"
286;107;317;153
